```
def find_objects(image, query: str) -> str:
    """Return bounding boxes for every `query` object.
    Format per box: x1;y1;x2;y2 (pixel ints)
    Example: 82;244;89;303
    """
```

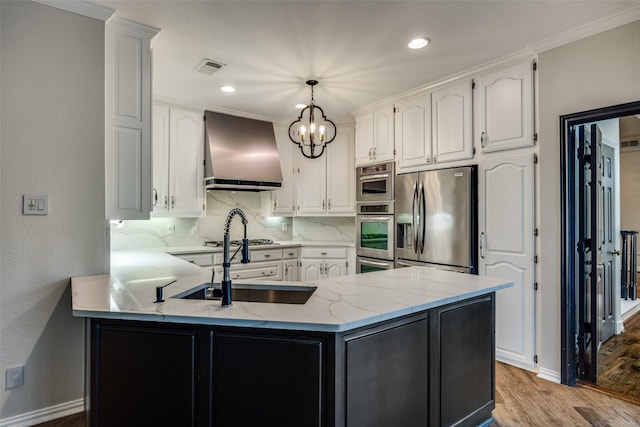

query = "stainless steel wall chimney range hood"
204;111;283;191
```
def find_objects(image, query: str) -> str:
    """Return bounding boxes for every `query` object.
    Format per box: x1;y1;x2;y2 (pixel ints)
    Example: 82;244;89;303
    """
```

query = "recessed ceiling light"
220;85;235;93
408;37;430;49
295;103;307;109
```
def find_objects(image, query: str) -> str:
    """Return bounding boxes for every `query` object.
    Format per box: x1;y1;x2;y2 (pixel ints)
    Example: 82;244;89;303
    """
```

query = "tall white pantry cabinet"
105;17;159;220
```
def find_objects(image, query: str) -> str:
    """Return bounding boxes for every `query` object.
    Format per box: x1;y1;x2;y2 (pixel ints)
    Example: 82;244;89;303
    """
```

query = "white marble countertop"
71;250;512;332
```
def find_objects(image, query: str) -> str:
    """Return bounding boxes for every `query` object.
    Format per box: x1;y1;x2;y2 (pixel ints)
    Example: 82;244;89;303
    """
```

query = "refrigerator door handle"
412;182;419;253
418;182;426;254
480;232;485;259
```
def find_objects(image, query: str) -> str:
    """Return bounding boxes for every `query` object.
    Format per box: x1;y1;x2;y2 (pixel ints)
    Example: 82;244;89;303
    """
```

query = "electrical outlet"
6;366;24;390
167;224;175;235
22;194;48;215
191;223;199;234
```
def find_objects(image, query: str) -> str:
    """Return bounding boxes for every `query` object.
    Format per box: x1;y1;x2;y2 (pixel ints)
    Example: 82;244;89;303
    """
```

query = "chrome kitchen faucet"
221;208;250;306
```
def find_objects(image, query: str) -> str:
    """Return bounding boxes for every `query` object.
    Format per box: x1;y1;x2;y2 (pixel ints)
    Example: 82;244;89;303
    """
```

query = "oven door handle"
365;216;392;222
359;259;392;268
360;173;390;181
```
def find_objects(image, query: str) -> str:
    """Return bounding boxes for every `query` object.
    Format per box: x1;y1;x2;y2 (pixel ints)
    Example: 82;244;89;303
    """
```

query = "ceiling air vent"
196;58;226;76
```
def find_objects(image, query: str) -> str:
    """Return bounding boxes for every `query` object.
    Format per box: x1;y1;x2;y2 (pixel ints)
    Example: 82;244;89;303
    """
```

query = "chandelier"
288;80;337;159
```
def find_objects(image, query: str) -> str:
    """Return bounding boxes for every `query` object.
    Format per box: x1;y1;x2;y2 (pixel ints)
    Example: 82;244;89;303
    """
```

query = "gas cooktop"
203;239;276;247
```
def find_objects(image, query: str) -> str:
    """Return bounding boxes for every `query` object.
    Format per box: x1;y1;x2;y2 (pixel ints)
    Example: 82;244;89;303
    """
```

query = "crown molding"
529;6;640;53
32;0;114;21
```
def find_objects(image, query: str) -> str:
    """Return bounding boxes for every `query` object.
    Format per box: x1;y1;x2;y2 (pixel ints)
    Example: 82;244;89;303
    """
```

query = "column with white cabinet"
431;79;474;164
355;105;394;166
297;126;355;216
152;104;204;217
476;60;535;153
105;18;159;220
300;247;348;281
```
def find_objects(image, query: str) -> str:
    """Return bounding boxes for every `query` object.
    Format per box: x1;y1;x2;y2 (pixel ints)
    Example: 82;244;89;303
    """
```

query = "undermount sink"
176;283;317;305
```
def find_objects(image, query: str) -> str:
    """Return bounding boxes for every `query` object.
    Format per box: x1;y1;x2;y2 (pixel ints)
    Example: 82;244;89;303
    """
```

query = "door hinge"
534;282;538;291
393;148;397;156
473;146;476;155
534;154;538;164
534;354;538;364
533;61;537;72
393;106;397;113
534;228;539;236
534;255;538;263
471;79;475;90
533;133;538;143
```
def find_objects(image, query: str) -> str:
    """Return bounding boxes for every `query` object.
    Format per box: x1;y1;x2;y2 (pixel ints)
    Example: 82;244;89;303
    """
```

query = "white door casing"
479;152;536;370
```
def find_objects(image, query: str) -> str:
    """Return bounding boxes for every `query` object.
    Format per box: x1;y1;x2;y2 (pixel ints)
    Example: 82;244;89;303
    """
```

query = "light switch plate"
23;195;48;215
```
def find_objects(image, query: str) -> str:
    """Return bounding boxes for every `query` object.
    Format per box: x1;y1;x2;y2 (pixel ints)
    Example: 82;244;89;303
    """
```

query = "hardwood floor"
492;362;640;426
597;310;640;402
34;362;640;427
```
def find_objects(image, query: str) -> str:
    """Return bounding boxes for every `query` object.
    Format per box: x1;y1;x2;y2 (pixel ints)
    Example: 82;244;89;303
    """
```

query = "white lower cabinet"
300;247;349;281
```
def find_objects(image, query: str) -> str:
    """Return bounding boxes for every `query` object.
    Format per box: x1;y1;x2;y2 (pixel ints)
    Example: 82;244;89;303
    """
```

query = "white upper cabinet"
105;18;159;220
297;126;355;216
476;60;535;153
432;79;474;164
395;94;432;171
152;105;204;217
355;105;395;166
261;124;296;216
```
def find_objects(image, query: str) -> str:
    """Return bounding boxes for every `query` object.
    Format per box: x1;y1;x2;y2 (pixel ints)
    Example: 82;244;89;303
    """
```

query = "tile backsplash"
110;191;355;250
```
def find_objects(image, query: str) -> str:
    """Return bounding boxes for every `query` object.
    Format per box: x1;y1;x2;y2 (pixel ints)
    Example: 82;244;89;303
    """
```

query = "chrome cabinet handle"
481;132;486;148
328;199;331;210
171;196;175;208
263;254;271;258
322;199;326;210
480;232;485;259
152;188;158;206
373;147;377;159
163;196;168;208
368;147;373;159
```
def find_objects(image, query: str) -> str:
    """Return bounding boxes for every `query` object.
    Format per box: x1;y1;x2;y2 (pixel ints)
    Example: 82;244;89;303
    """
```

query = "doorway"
561;101;640;399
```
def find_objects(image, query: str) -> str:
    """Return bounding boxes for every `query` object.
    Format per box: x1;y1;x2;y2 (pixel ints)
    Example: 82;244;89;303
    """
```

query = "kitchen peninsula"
72;251;512;427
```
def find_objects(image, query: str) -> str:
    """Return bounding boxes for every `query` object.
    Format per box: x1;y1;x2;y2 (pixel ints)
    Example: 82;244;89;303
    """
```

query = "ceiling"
95;0;640;122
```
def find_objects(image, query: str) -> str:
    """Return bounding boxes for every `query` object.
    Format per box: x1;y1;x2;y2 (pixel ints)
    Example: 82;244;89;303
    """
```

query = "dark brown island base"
91;293;494;427
72;251;511;427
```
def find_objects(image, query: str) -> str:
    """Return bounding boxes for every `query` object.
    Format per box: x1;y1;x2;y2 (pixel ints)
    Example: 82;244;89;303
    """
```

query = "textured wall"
0;1;107;419
537;20;640;377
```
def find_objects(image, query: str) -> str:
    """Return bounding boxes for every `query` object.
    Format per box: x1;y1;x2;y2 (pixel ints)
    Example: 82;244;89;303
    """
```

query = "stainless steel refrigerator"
395;166;477;273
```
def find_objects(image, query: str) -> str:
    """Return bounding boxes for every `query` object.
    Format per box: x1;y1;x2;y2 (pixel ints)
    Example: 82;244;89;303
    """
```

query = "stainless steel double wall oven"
355;162;395;273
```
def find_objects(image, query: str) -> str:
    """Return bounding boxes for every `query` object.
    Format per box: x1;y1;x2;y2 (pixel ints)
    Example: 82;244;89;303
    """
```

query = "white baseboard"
537;367;562;384
0;399;84;427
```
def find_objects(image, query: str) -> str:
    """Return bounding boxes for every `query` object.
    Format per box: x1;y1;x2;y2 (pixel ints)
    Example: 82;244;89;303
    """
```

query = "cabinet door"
213;333;324;427
152;105;170;214
355;112;373;166
301;260;323;281
396;94;432;171
283;259;299;281
92;321;203;426
297;152;327;215
169;108;204;216
105;19;157;220
325;259;348;278
478;153;536;370
272;123;297;215
373;106;395;162
327;127;355;215
432;79;473;164
477;60;534;153
346;318;429;426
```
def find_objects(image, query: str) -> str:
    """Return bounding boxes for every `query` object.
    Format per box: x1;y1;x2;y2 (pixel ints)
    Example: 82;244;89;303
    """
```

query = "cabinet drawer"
214;262;282;281
213;248;282;265
301;247;348;259
282;247;300;259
